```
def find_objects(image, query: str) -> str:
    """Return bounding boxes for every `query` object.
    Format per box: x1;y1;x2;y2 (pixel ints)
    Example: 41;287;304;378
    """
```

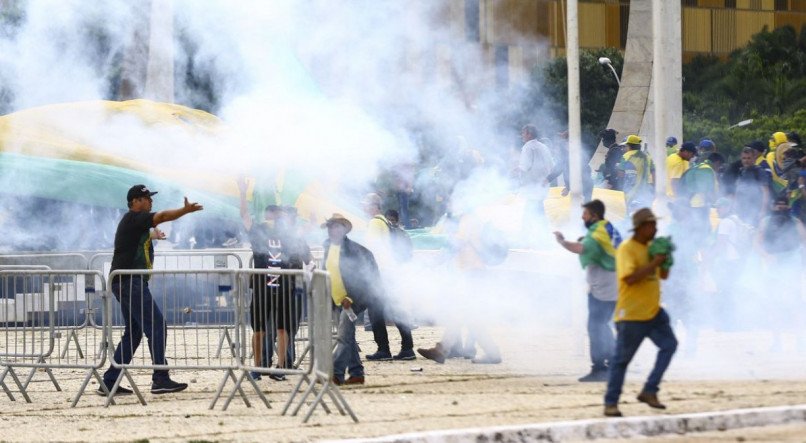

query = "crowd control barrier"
0;269;108;406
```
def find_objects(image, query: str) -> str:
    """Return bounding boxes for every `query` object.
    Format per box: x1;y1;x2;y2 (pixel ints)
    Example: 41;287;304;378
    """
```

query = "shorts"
249;275;302;333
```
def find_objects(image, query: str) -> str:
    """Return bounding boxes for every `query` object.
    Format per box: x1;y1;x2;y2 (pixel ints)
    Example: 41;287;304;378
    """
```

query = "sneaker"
249;371;262;381
636;392;666;409
578;370;609;382
365;349;393;361
393;349;416;361
417;347;446;364
463;347;477;360
331;376;343;386
604;404;623;417
150;378;188;395
268;373;286;382
96;382;133;396
344;376;365;385
471;355;502;364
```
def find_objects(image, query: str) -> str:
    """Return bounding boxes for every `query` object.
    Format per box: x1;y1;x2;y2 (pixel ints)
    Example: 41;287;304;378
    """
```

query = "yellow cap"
625;134;642;145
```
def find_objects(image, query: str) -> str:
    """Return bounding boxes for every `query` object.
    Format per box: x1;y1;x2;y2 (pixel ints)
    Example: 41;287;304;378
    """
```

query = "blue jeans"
104;277;169;384
604;309;678;405
588;294;616;371
332;308;364;381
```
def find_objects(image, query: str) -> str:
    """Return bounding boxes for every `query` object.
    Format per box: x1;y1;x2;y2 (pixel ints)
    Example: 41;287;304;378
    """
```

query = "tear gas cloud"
0;0;804;379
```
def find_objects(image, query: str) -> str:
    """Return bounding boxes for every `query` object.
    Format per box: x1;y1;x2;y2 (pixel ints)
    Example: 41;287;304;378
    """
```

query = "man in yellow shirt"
666;142;696;198
604;208;678;417
322;214;383;385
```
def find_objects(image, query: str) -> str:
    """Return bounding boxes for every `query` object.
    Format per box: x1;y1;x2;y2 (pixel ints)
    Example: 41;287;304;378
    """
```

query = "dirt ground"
1;325;805;442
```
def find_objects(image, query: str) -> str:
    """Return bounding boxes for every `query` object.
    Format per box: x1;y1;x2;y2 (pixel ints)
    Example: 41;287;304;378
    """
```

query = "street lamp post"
598;57;621;86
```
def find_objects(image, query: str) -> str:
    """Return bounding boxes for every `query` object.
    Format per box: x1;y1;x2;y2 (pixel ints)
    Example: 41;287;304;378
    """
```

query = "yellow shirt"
665;153;689;197
614;238;661;322
366;215;392;266
326;244;349;306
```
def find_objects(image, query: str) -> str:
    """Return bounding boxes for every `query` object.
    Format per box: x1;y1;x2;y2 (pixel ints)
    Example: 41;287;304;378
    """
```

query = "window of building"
775;0;788;10
725;0;737;8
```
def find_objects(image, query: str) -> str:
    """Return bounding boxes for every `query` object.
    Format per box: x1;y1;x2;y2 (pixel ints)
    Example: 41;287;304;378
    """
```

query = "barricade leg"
281;373;309;415
0;367;16;401
23;356;61;393
105;369;145;407
60;330;85;360
0;366;31;403
214;329;236;358
71;367;115;407
222;370;270;411
209;369;251;410
325;376;358;422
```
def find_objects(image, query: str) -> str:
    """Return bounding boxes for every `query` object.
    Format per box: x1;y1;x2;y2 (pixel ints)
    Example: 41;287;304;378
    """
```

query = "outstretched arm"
553;231;584;254
153;197;203;226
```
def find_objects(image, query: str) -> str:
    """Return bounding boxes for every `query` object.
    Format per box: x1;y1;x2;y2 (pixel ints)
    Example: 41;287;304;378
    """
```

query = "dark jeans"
604;309;678;405
588;294;616;371
104;278;169;384
368;300;413;352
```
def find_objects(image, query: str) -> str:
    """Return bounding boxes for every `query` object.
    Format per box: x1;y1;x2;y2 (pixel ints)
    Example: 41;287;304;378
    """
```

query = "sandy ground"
1;325;806;442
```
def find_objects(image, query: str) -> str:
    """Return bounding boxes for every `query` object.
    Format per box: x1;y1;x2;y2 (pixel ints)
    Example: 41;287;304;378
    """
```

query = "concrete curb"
334;404;806;442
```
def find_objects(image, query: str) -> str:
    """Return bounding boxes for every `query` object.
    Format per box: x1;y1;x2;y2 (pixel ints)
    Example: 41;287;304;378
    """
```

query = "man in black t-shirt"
238;178;311;381
100;185;203;396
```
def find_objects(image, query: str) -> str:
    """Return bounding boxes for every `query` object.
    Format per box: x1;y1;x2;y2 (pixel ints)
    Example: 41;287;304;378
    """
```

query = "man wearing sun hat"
321;213;383;385
604;208;678;417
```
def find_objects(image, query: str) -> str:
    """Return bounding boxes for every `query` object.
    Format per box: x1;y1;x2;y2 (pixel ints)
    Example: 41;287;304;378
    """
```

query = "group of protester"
551;127;806;416
95;124;804;418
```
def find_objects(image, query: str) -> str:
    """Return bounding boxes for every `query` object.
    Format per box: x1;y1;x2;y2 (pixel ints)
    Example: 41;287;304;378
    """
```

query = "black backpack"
374;216;414;262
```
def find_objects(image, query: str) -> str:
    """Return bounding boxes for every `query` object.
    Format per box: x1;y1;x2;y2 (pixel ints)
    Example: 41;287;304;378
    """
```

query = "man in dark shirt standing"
101;185;203;396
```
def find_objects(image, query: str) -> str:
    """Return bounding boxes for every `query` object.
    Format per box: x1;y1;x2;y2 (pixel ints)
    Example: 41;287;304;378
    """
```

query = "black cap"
679;142;697;153
126;184;158;202
744;140;766;153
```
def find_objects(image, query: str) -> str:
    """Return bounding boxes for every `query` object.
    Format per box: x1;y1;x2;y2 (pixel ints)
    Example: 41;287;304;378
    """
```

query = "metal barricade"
281;270;356;422
88;250;246;330
218;268;312;410
103;269;252;408
0;270;108;406
0;253;89;271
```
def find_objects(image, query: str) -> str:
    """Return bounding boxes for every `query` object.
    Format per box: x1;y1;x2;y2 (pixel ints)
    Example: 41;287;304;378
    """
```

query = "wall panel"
735;10;775;44
683;7;713;52
712;8;737;52
579;2;606;48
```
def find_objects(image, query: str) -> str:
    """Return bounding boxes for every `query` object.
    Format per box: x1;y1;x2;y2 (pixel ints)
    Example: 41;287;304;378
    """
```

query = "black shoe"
151;378;188;394
393;349;416;361
96;382;133;396
249;371;262;381
268;373;286;381
366;350;393;361
578;370;609;382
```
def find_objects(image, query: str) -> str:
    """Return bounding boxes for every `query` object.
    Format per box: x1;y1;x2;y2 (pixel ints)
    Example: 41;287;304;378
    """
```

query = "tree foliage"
520;47;623;153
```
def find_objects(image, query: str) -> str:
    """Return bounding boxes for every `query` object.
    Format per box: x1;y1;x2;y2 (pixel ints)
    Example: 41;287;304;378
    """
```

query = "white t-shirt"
716;215;741;261
587;263;618;302
518;139;554;186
